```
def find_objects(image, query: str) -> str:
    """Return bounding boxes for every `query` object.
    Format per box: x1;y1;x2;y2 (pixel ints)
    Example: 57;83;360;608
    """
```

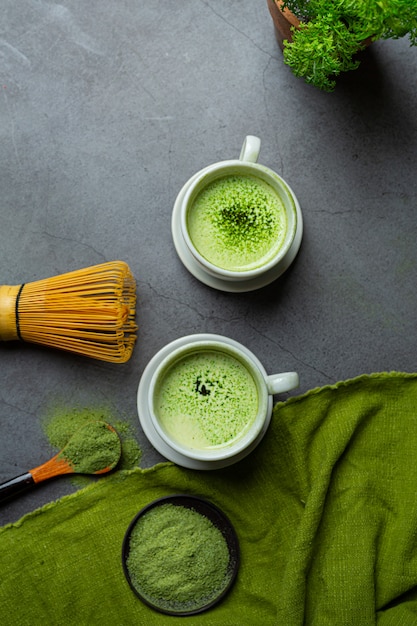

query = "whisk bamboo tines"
0;261;137;363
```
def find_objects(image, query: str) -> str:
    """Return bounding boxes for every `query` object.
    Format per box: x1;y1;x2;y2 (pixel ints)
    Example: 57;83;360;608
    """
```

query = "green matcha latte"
187;174;287;272
154;349;259;450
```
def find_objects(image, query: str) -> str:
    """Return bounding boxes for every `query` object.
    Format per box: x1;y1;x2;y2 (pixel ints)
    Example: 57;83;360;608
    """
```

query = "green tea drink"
187;174;287;272
154;349;259;450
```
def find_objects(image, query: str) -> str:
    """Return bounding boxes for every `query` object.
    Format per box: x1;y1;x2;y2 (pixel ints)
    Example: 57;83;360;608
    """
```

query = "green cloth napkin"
1;372;417;625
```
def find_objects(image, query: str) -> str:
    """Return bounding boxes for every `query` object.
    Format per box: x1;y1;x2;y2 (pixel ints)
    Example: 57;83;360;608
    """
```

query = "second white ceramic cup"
137;333;299;468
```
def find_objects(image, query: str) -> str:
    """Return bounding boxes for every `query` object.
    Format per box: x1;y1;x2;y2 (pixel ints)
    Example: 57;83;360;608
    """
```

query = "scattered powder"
57;421;120;473
126;503;231;612
43;404;142;473
111;420;143;470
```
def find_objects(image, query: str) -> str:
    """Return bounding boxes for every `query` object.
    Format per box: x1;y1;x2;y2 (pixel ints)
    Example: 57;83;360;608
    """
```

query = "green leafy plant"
280;0;417;91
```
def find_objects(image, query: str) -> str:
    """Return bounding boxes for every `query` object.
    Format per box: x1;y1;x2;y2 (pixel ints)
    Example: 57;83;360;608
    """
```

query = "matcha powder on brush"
125;503;233;613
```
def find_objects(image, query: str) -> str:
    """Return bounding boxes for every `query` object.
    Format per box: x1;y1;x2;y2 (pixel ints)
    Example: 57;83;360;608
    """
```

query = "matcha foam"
187;174;287;271
154;349;259;450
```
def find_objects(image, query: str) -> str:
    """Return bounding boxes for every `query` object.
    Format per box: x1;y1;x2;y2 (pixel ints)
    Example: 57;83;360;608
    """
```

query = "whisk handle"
0;472;35;503
0;285;21;341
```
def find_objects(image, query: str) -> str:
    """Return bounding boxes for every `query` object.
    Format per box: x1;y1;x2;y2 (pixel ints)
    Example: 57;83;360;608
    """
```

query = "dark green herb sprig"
280;0;417;90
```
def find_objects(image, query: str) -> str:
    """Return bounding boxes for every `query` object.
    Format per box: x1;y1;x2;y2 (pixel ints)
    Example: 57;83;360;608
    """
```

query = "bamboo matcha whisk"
0;261;137;363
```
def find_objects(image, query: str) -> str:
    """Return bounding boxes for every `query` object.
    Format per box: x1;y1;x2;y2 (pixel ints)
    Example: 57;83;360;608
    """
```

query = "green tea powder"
43;405;142;472
126;503;231;612
57;421;120;473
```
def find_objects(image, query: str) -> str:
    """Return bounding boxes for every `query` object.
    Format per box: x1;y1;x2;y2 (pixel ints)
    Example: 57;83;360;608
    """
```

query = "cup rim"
148;339;270;461
181;160;298;280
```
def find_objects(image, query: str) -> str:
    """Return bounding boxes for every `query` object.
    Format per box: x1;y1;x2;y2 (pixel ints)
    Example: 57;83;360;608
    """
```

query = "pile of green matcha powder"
43;404;142;476
126;503;232;612
56;421;120;473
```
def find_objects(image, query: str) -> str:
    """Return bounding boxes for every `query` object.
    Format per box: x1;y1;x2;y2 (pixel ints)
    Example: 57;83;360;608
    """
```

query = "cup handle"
266;372;299;395
239;135;261;163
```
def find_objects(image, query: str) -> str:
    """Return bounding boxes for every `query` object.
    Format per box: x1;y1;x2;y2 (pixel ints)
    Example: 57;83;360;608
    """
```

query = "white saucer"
137;334;273;470
171;168;303;293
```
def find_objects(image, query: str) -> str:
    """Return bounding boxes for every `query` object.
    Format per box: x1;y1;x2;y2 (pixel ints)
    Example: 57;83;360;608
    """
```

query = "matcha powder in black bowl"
122;495;239;616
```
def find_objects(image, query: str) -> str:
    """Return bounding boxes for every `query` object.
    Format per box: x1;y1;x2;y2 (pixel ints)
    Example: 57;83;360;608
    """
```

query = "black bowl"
121;494;239;616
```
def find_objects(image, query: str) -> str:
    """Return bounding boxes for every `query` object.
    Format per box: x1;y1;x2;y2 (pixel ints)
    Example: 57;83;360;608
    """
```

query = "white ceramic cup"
174;136;301;288
137;334;299;468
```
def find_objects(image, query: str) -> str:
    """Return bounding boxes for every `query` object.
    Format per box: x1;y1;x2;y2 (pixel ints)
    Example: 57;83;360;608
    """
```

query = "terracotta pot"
267;0;374;51
267;0;300;50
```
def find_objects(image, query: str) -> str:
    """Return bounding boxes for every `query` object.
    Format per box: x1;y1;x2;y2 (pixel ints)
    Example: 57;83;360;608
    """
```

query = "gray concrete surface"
1;0;416;525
